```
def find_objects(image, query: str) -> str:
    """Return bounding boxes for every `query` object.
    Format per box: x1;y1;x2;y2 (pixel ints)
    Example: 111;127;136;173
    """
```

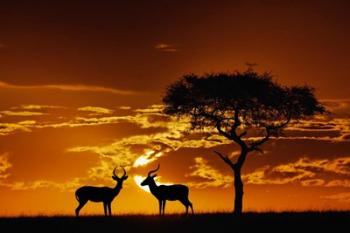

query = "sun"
133;175;150;192
133;149;156;167
133;156;150;167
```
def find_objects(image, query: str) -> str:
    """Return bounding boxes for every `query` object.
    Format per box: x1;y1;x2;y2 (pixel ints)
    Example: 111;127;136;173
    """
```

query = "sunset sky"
0;0;350;216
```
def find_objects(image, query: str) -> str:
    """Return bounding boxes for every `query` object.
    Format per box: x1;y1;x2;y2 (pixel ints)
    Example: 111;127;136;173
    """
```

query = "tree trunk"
214;145;247;215
233;168;243;215
233;149;247;215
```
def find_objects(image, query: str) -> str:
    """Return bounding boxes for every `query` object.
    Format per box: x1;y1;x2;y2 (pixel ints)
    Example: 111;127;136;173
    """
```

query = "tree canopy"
163;70;325;152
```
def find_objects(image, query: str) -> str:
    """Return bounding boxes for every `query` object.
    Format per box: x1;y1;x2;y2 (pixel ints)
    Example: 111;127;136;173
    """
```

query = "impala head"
112;167;128;182
141;164;160;186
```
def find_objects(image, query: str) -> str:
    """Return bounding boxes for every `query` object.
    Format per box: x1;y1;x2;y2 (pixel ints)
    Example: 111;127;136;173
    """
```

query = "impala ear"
151;174;157;178
123;175;129;180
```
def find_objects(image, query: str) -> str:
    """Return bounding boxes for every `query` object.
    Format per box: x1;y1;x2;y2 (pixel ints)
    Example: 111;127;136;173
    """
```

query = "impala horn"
148;164;160;177
113;167;127;178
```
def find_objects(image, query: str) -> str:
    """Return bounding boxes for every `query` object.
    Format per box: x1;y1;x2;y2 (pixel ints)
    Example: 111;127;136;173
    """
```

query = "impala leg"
189;201;194;214
108;202;112;216
180;199;190;215
162;200;166;215
158;200;162;216
75;200;87;217
103;202;108;216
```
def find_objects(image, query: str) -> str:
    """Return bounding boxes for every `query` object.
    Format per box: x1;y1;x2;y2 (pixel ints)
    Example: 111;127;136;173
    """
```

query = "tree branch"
248;114;292;152
249;127;271;152
216;122;232;139
238;131;247;138
216;121;247;149
191;108;248;150
214;151;236;170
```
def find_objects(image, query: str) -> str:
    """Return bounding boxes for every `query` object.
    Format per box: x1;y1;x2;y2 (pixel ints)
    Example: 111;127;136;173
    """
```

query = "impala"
141;164;194;215
75;167;128;216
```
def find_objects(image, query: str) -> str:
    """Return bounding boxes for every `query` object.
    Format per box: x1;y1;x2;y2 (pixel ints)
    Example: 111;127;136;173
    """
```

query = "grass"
0;212;349;233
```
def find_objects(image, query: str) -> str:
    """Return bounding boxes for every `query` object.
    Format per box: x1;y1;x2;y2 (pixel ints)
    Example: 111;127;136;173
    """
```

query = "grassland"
0;212;349;233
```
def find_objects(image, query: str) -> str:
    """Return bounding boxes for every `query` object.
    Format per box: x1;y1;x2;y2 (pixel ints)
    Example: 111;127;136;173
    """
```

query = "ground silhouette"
0;212;348;233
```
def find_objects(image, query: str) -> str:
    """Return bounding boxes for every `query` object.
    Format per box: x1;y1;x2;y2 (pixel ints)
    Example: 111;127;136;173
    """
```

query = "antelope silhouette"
75;167;128;216
141;164;194;215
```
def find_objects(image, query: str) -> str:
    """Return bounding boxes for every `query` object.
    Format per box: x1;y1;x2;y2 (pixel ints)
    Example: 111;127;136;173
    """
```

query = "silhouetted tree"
162;69;325;215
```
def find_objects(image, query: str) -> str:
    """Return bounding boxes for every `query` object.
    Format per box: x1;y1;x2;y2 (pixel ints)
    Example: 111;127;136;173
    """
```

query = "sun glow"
133;156;150;167
133;175;150;192
133;149;162;167
133;175;174;193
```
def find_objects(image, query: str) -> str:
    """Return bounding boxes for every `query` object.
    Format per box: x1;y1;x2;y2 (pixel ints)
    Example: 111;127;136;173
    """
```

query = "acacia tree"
162;70;325;215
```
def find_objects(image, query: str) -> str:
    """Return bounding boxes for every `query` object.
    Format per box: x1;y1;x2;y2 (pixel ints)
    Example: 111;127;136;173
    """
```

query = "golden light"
133;175;150;192
133;149;156;167
155;152;163;158
133;156;150;167
133;174;174;193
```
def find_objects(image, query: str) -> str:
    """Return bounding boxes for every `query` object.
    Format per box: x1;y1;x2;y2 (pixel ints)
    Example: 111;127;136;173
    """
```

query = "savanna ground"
0;212;348;233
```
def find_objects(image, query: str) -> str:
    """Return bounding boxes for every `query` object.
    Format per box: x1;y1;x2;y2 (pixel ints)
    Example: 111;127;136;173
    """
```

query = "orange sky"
0;0;350;216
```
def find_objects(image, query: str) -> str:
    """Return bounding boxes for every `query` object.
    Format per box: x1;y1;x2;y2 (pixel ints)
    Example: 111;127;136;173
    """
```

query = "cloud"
0;152;83;192
2;101;350;200
284;116;350;142
134;104;164;113
0;105;62;123
14;105;64;110
276;157;350;176
78;106;113;115
119;106;132;110
67;130;226;164
1;102;350;190
0;110;44;116
321;99;350;116
300;179;325;186
81;161;132;184
67;133;175;169
325;179;350;188
0;153;12;179
0;164;135;192
4;178;82;192
1;102;349;144
47;106;188;131
66;112;227;180
54;102;350;183
0;81;139;95
0;121;36;135
322;192;350;203
186;157;233;188
154;43;179;52
244;156;350;187
0;106;185;135
243;165;314;185
43;116;126;129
